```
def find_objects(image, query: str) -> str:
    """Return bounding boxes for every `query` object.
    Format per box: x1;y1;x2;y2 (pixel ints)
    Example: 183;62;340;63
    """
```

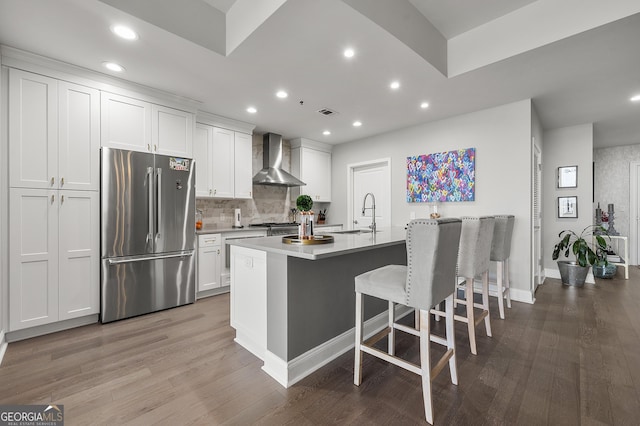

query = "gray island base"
229;228;410;387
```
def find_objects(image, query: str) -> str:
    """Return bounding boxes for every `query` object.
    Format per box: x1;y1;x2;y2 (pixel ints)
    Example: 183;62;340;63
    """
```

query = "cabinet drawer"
199;234;221;247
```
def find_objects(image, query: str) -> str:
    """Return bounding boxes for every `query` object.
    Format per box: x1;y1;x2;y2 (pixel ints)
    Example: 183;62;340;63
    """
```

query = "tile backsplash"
196;135;296;227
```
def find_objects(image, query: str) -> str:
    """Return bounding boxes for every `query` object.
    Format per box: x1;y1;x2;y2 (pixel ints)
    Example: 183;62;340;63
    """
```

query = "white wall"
542;124;593;274
331;99;535;302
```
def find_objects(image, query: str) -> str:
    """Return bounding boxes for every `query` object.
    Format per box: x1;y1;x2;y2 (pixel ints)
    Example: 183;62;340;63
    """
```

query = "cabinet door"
234;132;253;199
58;190;100;320
9;69;58;189
58;82;100;191
198;246;221;292
9;188;59;331
153;104;193;157
100;92;152;152
193;124;213;197
302;147;331;202
230;246;266;359
211;127;235;198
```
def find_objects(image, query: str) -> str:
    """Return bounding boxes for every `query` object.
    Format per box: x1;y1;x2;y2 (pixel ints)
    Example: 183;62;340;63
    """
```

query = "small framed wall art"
558;196;578;218
558;165;577;188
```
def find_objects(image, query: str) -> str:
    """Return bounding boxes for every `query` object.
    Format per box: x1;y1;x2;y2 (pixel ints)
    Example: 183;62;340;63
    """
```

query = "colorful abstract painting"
406;148;475;202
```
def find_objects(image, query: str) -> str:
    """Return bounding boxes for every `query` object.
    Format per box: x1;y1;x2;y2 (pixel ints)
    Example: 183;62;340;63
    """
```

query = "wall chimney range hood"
253;133;306;187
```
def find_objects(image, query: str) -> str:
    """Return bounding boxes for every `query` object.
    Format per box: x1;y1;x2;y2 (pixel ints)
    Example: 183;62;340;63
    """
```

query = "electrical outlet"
410;211;416;220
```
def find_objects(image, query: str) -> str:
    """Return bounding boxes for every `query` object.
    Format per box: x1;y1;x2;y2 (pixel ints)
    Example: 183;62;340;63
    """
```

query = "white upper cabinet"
233;132;253;199
152;104;193;157
101;92;152;153
194;123;214;197
58;81;100;191
195;121;253;199
101;92;194;157
291;139;332;202
9;69;99;191
9;69;58;189
211;127;235;198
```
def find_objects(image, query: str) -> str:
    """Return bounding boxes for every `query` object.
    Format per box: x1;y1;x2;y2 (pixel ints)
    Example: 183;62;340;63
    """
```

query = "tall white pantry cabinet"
8;68;100;331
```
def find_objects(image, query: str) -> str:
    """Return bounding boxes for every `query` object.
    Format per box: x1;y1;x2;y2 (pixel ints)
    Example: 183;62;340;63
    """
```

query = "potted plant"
296;195;313;212
552;225;609;286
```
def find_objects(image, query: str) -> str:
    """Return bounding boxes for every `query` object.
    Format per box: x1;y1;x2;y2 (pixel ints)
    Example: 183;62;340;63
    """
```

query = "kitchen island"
228;227;409;387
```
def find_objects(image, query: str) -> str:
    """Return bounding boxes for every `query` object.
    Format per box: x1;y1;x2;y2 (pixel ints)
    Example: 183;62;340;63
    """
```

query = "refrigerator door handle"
107;251;193;265
156;167;162;240
147;167;154;245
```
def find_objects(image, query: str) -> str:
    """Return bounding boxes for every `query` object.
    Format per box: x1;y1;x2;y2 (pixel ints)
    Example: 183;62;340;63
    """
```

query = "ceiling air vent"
317;107;338;116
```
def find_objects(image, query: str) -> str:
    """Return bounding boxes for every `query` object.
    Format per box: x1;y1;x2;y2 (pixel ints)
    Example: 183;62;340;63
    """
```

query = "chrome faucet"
361;192;376;233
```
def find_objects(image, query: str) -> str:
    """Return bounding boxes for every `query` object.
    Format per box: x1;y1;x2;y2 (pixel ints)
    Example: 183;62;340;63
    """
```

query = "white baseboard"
234;330;265;361
6;314;99;342
262;305;413;388
466;280;535;305
545;268;595;284
0;329;7;366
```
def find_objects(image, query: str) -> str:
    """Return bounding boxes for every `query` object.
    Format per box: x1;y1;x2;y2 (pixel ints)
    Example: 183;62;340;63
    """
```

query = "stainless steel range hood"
253;133;306;187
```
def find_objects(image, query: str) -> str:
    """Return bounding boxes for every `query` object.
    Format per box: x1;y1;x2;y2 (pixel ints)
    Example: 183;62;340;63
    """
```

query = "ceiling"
0;0;639;148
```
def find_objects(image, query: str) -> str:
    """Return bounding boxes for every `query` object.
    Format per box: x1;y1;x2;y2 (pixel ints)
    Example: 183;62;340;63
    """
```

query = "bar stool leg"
496;261;505;319
388;301;395;356
482;271;492;337
505;259;512;308
465;278;477;355
354;291;364;386
445;294;458;385
419;309;434;424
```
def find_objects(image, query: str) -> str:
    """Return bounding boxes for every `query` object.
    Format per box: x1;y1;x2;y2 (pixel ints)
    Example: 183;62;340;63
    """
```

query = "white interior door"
533;145;543;291
349;160;391;230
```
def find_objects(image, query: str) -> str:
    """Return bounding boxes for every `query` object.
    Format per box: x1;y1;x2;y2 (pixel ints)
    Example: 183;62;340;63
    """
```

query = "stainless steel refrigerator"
100;147;196;323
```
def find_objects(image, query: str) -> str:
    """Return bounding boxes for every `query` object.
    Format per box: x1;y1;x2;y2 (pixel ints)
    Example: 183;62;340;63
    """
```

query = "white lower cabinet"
9;188;99;331
197;234;222;295
230;246;266;359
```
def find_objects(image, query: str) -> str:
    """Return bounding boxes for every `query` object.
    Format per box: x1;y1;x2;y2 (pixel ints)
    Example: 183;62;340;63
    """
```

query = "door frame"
630;161;640;264
346;158;391;230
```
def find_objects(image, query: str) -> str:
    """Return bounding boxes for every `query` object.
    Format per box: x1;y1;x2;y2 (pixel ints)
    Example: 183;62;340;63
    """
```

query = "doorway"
347;159;391;230
630;161;640;264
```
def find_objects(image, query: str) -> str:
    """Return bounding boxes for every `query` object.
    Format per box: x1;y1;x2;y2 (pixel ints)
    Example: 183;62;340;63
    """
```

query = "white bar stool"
491;215;515;319
353;218;462;425
454;216;495;355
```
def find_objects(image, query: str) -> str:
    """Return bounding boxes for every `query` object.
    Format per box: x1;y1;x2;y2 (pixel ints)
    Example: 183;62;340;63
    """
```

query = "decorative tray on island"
282;235;335;245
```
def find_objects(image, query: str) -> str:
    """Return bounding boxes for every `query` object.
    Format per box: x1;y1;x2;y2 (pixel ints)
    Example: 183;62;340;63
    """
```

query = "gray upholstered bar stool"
491;215;515;319
353;218;462;425
454;216;495;355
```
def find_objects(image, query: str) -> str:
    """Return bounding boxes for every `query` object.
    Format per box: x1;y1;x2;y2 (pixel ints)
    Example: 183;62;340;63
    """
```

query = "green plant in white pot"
552;225;609;286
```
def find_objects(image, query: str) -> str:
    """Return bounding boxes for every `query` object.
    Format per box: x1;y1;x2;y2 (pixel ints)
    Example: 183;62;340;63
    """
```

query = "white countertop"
228;227;407;260
196;223;343;235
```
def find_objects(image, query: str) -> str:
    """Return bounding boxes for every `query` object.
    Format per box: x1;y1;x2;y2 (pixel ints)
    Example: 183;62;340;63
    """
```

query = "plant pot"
557;261;589;287
593;263;617;279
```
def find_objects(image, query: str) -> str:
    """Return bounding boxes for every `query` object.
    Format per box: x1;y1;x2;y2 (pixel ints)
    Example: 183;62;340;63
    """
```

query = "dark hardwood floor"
2;267;640;425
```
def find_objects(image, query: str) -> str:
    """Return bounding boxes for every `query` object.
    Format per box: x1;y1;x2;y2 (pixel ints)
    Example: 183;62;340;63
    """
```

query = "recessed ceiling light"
276;90;288;99
631;94;640;102
102;62;124;72
353;121;362;127
246;106;257;114
390;81;400;90
420;102;430;109
323;130;331;136
344;48;355;58
111;24;138;40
